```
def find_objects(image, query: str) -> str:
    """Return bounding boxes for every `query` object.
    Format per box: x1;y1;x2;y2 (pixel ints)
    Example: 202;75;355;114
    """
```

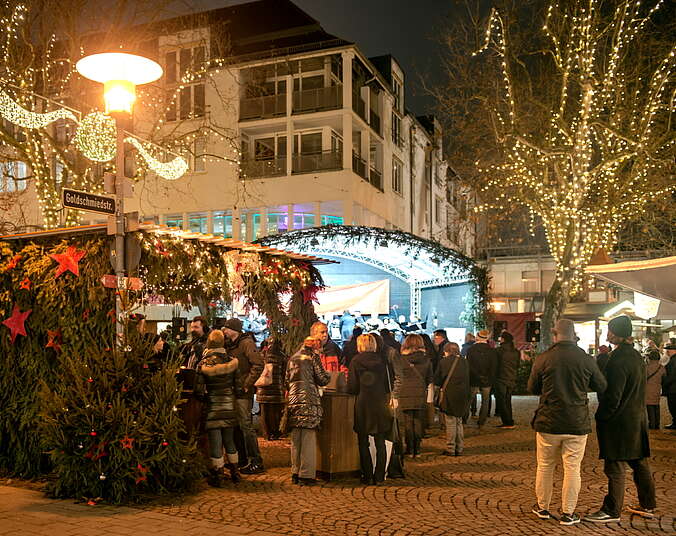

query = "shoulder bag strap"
439;356;460;398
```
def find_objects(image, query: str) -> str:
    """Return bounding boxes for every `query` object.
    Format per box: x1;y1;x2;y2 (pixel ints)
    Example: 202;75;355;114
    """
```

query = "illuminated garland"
74;112;116;162
125;136;189;181
0;88;77;128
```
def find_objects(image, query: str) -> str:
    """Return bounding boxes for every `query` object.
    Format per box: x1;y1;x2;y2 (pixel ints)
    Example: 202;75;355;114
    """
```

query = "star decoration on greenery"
134;463;149;484
1;254;22;272
120;436;134;449
45;329;63;352
2;304;32;344
19;277;31;290
49;246;86;278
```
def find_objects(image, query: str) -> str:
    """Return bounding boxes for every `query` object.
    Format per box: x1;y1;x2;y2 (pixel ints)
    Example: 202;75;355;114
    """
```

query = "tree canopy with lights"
437;0;674;343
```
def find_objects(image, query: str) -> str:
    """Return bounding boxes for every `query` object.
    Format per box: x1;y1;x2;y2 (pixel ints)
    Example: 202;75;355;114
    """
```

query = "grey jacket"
286;348;330;429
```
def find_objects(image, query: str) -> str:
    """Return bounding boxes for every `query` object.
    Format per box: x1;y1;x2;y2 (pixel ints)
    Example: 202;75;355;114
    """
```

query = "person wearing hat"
466;329;498;428
585;315;657;523
662;341;676;429
528;318;607;526
222;317;265;474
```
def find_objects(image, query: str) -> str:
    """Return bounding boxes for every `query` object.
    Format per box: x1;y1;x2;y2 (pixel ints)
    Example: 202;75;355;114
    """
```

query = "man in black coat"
494;331;520;429
663;342;676;429
466;329;498;428
528;318;607;525
585;315;657;523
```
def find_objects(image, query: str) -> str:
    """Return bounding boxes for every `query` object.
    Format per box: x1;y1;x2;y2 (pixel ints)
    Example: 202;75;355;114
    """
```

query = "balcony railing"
240;157;287;179
239;94;286;121
293;85;342;114
352;92;368;123
369;167;383;191
352;152;368;180
369;110;381;135
292;150;342;174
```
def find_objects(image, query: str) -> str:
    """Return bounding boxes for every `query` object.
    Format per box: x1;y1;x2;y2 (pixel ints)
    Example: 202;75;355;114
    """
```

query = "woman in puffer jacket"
286;336;330;485
195;330;244;487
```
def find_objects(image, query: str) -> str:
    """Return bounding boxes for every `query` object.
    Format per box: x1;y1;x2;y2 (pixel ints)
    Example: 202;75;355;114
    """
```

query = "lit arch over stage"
257;225;488;327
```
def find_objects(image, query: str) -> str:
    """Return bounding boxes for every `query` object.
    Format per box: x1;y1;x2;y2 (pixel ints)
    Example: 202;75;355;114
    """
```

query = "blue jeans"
236;397;262;465
207;427;237;459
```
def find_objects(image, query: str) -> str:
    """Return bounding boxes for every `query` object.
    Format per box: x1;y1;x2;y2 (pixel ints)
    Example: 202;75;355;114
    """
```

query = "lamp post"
76;52;162;342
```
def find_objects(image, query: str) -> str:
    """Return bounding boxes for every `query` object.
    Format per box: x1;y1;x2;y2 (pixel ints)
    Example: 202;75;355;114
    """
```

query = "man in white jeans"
527;319;607;525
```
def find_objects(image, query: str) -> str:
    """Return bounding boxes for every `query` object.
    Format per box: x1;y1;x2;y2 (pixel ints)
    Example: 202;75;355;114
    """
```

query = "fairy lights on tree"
457;0;674;345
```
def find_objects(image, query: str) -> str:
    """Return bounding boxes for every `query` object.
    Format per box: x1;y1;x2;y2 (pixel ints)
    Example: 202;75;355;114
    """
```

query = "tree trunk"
539;275;572;351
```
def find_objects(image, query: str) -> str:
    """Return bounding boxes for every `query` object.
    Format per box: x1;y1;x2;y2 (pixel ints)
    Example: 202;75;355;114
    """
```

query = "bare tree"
434;0;675;346
0;0;240;231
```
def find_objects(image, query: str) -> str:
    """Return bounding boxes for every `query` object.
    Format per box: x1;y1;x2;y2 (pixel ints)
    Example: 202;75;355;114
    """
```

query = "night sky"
290;0;455;116
191;0;457;115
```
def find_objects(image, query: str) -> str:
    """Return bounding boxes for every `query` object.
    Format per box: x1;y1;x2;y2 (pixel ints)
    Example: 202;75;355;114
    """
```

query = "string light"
74;112;116;162
0;89;77;128
472;0;675;295
125;137;189;181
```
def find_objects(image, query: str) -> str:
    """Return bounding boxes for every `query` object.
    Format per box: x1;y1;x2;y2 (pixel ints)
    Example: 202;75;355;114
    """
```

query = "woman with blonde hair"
347;333;396;484
398;333;433;457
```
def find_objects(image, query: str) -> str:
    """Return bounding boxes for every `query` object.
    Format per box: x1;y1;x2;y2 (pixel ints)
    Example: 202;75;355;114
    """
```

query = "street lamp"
76;52;162;342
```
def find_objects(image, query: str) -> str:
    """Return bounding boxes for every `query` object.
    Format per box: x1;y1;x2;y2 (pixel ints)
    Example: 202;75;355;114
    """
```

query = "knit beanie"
608;315;632;338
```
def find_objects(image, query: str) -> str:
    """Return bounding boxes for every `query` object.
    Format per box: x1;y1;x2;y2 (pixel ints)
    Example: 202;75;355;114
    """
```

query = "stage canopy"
257;225;481;320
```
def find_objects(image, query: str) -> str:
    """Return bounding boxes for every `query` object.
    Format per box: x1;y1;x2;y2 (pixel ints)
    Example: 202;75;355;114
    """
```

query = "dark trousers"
601;458;656;516
646;405;660;430
357;432;387;483
403;409;424;454
260;403;284;439
494;383;514;426
236;397;262;465
668;394;676;425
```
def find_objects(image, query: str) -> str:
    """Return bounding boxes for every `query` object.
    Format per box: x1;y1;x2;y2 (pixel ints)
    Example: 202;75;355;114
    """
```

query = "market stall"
0;223;326;503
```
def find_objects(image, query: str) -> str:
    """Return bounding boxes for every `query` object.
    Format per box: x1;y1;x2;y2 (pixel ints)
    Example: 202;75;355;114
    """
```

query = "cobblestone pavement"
1;396;674;536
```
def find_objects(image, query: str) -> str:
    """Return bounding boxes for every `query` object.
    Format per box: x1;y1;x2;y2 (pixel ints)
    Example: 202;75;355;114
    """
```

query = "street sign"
62;188;116;215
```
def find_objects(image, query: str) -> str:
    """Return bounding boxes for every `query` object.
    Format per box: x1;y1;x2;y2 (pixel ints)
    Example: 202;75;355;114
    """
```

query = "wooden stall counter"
316;390;360;480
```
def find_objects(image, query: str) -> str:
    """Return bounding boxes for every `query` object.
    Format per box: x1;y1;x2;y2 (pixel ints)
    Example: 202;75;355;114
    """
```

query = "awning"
585;256;676;303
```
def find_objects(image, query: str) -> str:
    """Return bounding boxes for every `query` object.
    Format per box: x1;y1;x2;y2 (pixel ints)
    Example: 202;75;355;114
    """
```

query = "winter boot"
208;457;224;488
226;453;241;483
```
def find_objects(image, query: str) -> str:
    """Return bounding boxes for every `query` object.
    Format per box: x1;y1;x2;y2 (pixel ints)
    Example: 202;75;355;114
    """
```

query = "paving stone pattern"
0;396;674;536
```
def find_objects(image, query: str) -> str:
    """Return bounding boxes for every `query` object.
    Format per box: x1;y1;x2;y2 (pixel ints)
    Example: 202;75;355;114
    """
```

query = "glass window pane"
165;52;177;83
193;84;205;117
301;132;322;154
189;213;207;233
166;215;183;228
179;48;191;77
179;87;191;119
255;138;275;160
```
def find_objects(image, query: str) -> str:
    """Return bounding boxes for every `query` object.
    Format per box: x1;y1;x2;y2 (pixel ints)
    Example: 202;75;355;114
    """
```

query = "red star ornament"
49;246;86;278
19;277;31;290
2;254;22;272
120;436;134;449
2;304;32;344
45;329;62;352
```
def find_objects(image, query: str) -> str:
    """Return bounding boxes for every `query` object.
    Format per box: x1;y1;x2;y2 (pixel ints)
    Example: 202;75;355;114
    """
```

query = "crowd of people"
147;311;676;525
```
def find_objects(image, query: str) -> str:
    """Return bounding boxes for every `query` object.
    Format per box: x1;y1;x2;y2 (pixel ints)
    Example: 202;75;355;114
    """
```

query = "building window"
165;214;183;229
522;270;539;294
0;161;28;192
320;215;343;225
165;51;177;83
435;197;442;223
213;210;232;238
294;213;315;229
164;45;208;122
392;157;403;194
392;113;401;147
189;213;207;233
267;212;289;234
392;75;403;113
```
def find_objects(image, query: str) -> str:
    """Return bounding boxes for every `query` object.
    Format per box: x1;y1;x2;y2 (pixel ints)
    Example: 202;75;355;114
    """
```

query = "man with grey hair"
528;318;607;525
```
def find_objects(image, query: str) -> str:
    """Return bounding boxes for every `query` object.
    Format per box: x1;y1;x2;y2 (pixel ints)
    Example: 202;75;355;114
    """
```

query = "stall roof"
585;256;676;303
0;224;336;265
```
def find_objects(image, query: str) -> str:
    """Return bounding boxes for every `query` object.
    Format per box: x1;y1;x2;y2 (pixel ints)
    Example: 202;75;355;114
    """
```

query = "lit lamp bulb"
75;52;163;114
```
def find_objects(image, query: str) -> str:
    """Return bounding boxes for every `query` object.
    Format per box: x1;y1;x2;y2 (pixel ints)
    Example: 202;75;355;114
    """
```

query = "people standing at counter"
222;318;265;474
310;321;344;370
257;338;288;440
347;333;396;485
399;334;434;457
286;336;331;486
195;330;243;487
